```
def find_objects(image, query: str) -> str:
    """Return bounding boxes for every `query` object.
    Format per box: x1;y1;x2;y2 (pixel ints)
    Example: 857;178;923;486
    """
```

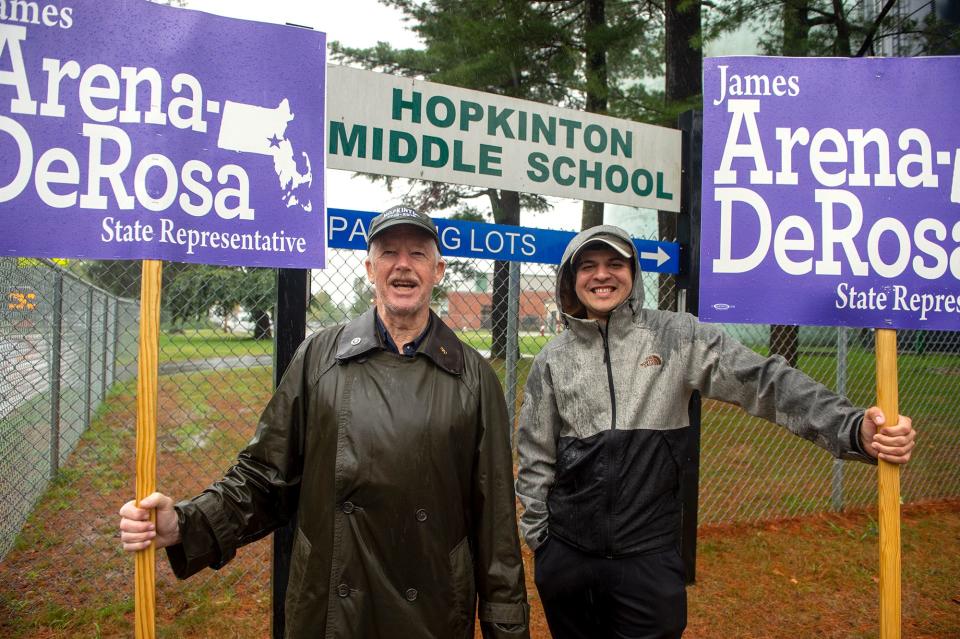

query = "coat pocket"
449;535;476;639
284;527;312;625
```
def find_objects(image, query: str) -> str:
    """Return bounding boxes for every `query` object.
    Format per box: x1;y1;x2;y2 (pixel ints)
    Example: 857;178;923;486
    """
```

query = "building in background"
863;0;960;55
440;269;556;332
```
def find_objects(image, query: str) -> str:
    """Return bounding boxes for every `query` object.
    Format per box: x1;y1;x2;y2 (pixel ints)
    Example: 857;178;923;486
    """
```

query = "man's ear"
434;256;446;284
558;264;585;318
364;256;375;284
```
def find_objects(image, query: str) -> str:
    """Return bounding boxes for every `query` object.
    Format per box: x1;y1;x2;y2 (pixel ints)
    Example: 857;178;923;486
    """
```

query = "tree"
658;0;702;312
84;258;277;339
83;261;142;298
575;0;670;229
581;0;609;230
436;206;487;302
309;290;347;327
705;0;960;58
350;274;376;318
237;268;276;340
162;265;276;339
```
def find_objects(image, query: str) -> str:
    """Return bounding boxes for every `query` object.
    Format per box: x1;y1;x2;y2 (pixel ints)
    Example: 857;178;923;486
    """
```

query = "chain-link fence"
0;258;139;560
699;322;960;524
1;247;958;633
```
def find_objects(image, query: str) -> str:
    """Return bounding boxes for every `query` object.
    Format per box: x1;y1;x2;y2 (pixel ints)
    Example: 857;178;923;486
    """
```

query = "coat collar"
563;298;638;341
336;308;464;376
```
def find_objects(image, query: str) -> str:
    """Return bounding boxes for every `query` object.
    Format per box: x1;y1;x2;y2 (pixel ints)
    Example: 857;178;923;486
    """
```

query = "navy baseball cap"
367;205;440;247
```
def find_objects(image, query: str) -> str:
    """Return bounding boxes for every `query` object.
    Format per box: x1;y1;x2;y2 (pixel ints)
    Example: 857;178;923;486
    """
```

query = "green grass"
753;348;956;417
155;327;551;369
5;596;135;638
455;330;552;356
159;329;273;363
0;367;273;639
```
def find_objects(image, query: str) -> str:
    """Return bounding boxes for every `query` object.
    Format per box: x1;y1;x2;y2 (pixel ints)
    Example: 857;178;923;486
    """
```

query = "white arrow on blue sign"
327;208;679;274
639;245;672;270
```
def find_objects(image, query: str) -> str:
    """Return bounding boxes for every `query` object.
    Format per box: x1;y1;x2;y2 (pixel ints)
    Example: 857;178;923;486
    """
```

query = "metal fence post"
676;109;703;585
272;268;308;639
111;298;119;387
833;326;848;511
84;287;94;432
49;271;64;480
101;294;109;403
506;261;520;446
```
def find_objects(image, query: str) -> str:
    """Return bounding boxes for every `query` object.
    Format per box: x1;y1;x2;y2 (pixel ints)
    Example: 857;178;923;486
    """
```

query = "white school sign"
326;65;681;211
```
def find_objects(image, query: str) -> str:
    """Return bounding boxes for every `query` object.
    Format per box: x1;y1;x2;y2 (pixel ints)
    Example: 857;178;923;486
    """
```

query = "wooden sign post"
134;259;162;639
875;328;901;639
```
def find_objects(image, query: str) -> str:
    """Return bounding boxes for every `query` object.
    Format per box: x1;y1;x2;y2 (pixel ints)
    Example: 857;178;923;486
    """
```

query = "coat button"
337;583;350;598
341;501;355;514
405;588;418;602
415;508;427;522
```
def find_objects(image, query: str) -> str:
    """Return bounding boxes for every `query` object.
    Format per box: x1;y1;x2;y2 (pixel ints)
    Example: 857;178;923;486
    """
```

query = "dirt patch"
933;366;960;376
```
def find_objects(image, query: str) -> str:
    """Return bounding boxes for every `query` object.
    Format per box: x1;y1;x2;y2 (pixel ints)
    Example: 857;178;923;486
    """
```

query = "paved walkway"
158;354;273;375
0;333;73;422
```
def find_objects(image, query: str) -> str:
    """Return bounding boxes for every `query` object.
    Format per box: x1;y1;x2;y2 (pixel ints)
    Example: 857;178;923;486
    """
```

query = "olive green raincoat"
167;309;529;638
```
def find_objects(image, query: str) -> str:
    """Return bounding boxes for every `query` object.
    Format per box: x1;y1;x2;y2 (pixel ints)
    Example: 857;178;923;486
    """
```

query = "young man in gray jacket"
516;224;916;639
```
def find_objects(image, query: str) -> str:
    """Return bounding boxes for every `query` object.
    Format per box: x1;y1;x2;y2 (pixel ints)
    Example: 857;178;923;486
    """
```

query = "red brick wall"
444;291;554;330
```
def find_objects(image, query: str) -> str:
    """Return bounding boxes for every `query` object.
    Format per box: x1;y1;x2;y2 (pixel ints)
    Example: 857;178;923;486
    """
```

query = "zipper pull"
599;324;609;363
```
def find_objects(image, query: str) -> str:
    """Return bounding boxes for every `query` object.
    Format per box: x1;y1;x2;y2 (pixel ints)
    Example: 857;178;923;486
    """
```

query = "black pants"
534;536;687;639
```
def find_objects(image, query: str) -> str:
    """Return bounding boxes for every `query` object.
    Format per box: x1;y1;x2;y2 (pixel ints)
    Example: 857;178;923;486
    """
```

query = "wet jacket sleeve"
472;359;531;639
682;315;873;463
165;338;311;578
515;355;561;552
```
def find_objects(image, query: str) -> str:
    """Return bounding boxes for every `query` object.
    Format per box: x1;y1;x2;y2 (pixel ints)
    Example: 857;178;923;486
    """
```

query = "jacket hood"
556;225;644;323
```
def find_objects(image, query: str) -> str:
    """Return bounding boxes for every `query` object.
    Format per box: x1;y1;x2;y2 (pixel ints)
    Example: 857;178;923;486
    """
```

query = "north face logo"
640;354;662;367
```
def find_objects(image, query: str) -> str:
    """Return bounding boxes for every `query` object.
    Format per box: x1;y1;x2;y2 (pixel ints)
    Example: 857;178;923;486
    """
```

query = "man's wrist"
171;504;185;545
853;417;873;458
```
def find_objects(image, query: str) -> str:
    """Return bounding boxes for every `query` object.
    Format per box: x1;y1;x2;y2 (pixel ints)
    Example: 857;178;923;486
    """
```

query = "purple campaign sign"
701;56;960;331
0;0;326;268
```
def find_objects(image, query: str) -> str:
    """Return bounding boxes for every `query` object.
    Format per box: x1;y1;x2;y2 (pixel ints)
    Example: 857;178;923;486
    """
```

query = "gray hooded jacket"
516;225;873;557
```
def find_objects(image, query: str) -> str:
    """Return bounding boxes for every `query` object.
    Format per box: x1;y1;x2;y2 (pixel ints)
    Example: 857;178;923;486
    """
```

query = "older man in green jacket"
120;206;529;639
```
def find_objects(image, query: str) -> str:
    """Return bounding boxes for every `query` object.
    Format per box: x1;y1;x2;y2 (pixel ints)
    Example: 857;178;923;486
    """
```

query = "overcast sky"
186;0;423;49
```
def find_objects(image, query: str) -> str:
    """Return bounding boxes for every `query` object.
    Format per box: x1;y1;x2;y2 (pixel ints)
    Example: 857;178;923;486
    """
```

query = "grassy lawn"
153;327;547;364
0;360;958;638
699;345;960;522
152;324;960;418
0;368;274;639
150;329;959;522
158;329;273;363
455;330;552;356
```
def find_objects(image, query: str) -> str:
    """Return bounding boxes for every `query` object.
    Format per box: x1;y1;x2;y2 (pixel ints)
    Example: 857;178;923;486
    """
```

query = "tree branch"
856;0;898;56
